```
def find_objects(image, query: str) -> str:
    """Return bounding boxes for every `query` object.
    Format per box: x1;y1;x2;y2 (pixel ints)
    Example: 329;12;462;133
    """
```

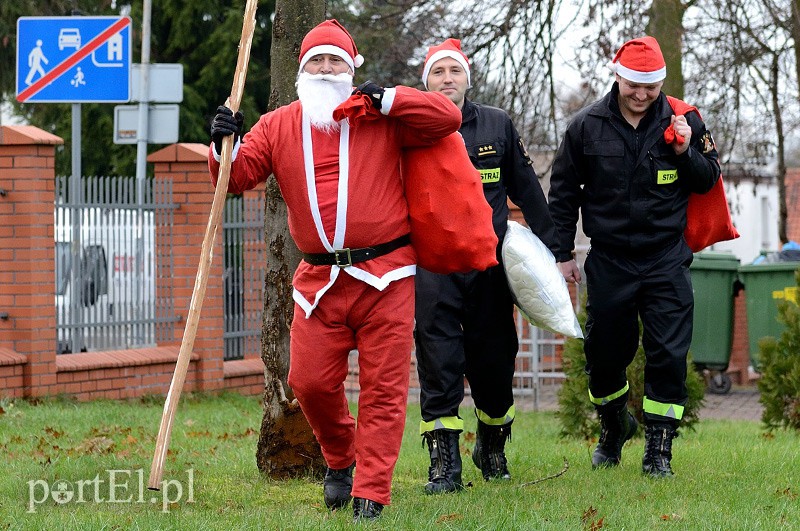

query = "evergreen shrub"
757;269;800;431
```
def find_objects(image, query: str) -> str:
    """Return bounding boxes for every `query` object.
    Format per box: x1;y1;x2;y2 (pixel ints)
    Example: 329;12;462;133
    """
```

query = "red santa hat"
610;36;666;83
298;19;364;73
421;38;471;89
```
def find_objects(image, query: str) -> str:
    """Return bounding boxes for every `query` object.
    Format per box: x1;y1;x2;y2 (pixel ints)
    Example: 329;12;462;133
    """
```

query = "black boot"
642;423;678;478
323;462;354;509
352;497;383;522
422;429;463;494
471;421;512;480
592;403;638;469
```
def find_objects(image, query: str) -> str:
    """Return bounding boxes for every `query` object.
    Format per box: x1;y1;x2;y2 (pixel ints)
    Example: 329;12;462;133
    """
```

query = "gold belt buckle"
334;248;352;267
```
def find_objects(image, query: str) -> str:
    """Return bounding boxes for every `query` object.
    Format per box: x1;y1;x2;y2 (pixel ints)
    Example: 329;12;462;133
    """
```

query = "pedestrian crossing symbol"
16;16;131;103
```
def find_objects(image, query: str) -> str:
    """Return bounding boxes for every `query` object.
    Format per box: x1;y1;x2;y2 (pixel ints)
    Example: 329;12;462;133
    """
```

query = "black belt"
302;234;411;267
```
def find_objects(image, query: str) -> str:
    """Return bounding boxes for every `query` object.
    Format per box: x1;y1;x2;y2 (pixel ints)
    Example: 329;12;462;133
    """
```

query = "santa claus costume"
209;20;461;511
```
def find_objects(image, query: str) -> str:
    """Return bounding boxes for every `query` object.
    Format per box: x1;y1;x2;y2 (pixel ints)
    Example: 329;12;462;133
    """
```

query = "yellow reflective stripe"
642;397;684;420
588;383;630;406
420;416;464;435
475;405;515;426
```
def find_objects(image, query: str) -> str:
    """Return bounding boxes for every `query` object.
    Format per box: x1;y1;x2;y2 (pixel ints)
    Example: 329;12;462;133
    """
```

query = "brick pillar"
148;144;225;391
0;125;63;396
787;168;800;244
729;288;753;384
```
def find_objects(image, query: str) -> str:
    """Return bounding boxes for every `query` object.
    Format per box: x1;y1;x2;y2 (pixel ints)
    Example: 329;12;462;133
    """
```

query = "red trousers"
288;274;414;505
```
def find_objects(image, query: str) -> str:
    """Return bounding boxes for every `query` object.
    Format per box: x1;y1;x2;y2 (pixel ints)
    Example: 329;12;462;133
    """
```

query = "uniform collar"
461;97;478;124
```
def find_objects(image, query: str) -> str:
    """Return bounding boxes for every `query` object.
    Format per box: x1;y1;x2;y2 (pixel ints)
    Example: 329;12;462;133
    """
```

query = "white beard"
296;72;353;133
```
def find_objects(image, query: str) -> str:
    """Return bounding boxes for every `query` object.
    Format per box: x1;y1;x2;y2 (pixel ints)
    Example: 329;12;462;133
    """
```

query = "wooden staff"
148;0;259;490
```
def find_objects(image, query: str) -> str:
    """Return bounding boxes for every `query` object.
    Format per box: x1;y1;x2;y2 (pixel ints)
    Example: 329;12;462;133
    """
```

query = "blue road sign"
16;16;131;103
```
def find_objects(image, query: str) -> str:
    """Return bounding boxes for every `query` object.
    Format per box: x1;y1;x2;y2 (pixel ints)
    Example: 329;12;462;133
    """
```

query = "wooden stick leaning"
148;0;259;491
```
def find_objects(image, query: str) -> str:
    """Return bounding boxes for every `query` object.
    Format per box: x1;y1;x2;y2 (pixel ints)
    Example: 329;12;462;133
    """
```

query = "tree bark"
256;0;326;479
646;0;687;99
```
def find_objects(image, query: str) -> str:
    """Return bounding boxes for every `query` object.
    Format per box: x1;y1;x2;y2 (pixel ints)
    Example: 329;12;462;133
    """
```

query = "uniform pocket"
583;139;625;189
468;141;505;188
647;147;681;200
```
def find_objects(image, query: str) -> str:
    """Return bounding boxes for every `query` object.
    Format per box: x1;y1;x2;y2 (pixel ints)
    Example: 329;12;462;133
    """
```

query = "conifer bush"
757;269;800;431
556;294;705;440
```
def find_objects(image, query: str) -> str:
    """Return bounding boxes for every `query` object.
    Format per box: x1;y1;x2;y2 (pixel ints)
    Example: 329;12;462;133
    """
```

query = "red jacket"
209;87;461;316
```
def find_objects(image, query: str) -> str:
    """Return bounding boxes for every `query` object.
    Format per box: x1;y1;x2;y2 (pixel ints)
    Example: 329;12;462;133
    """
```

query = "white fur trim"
211;137;241;162
299;45;356;73
343;264;416;290
611;61;666;84
293;266;340;318
353;54;364;68
380;87;396;115
422;50;471;89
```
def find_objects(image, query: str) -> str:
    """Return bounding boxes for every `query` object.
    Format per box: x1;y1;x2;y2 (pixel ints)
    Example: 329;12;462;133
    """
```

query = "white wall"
709;178;780;263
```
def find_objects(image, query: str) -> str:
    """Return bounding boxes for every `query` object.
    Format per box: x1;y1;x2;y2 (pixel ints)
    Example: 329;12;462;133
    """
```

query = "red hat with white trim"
298;19;364;73
610;36;666;83
421;38;471;89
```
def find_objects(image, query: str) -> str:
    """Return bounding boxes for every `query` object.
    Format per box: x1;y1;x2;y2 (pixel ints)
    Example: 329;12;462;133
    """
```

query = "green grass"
1;393;798;530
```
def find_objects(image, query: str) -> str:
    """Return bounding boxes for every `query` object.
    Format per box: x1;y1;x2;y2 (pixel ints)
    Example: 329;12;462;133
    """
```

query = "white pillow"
502;220;583;339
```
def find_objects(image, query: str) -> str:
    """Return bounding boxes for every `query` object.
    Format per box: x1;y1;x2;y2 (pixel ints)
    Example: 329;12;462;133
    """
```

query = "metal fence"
55;176;177;354
222;194;265;360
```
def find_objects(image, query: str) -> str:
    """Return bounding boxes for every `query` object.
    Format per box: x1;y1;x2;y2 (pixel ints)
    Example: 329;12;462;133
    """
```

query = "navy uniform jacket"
548;83;721;262
459;98;558;256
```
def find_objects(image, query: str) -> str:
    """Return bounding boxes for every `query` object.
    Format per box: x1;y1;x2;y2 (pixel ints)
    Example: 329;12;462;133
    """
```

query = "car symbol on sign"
58;28;81;50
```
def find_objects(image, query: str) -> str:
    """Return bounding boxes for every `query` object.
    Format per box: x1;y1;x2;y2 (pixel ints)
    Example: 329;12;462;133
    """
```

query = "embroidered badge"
700;131;715;154
477;145;497;156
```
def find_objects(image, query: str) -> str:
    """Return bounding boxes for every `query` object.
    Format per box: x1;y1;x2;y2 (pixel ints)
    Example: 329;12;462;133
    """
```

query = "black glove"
353;81;385;111
210;105;244;153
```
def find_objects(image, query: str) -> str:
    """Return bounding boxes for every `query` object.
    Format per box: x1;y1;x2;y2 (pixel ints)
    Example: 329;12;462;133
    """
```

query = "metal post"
70;102;84;354
135;0;152;344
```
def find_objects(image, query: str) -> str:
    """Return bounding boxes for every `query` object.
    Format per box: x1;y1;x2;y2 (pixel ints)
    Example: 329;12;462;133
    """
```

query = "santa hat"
421;38;471;89
298;19;364;73
610;36;666;83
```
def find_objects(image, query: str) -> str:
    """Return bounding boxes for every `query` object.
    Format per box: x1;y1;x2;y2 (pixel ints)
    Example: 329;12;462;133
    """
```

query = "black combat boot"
471;421;512;480
592;402;638;469
642;423;678;478
352;497;383;522
323;462;355;509
422;429;463;494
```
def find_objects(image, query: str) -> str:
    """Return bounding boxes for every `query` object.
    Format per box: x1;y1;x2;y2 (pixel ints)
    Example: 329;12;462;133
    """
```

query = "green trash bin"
737;261;800;372
690;252;740;394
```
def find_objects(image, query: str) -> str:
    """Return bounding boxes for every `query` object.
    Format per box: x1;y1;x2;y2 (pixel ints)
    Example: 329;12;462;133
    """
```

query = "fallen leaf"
74;436;115;454
44;426;64;438
436;514;463;523
581;506;598;523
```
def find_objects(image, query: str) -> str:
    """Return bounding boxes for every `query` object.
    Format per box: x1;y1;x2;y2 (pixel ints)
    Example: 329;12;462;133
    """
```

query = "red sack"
402;133;498;273
334;94;497;273
665;96;740;252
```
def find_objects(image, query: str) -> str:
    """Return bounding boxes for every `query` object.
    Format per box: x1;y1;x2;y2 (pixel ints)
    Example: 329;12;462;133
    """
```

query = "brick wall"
0;129;265;400
0;126;61;397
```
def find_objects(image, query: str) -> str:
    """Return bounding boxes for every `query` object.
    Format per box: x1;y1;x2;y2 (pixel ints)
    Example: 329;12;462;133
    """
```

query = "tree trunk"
646;0;687;99
256;0;326;479
770;54;788;244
